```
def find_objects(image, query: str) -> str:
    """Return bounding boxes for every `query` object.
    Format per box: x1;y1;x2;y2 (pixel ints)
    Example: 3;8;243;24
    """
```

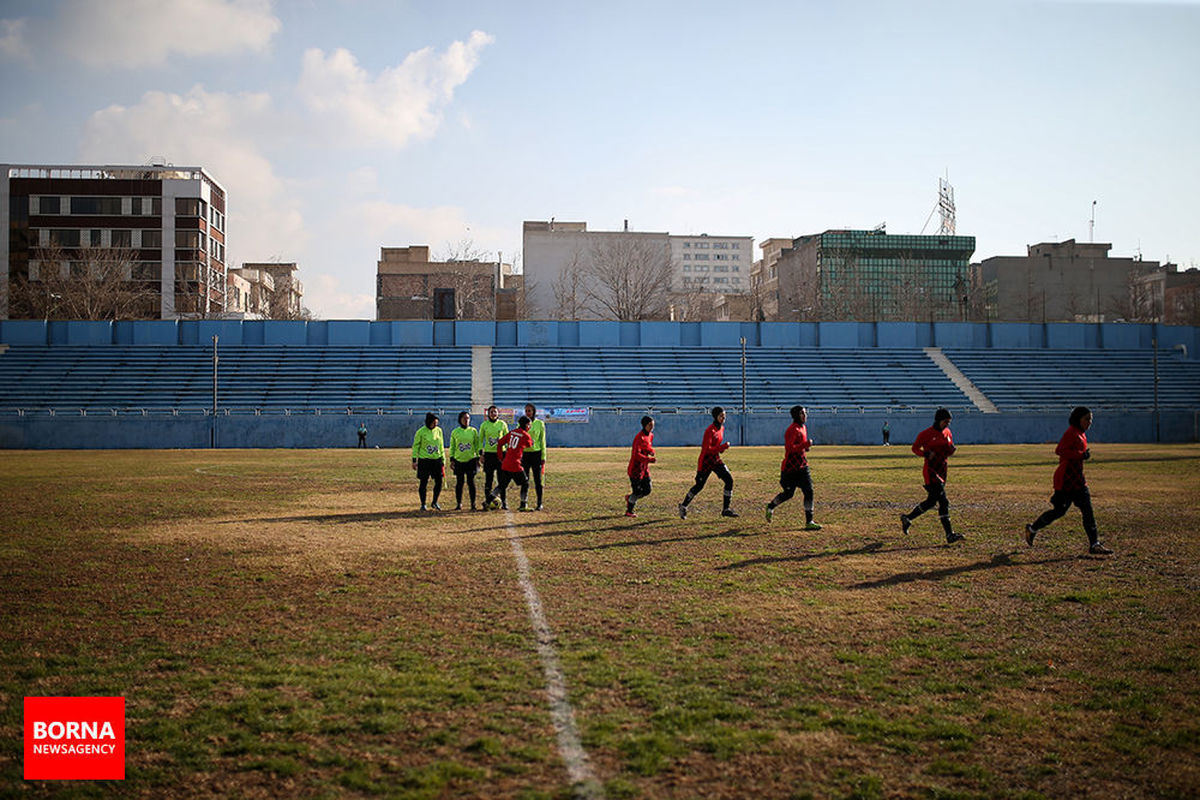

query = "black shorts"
629;475;651;496
780;468;813;492
451;458;479;476
522;450;545;470
416;459;444;480
482;452;502;472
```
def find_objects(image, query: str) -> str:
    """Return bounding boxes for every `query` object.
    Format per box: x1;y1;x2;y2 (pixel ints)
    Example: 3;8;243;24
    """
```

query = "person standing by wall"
900;408;964;543
357;422;368;448
1025;406;1112;555
411;412;447;511
882;420;891;446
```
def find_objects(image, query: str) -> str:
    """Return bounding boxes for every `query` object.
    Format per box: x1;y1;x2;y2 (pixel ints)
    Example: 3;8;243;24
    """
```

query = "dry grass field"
2;443;1199;799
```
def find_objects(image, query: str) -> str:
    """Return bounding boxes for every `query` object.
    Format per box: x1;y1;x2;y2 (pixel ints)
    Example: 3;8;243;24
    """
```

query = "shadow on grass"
567;527;767;551
221;509;433;525
716;540;889;571
846;551;1078;589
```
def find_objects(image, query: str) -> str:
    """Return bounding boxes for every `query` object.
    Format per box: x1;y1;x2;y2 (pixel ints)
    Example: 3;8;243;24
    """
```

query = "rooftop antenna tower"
920;173;957;235
937;175;956;236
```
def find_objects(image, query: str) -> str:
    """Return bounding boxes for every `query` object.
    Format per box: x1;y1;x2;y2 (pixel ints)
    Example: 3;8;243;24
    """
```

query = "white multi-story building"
523;220;753;320
669;234;752;295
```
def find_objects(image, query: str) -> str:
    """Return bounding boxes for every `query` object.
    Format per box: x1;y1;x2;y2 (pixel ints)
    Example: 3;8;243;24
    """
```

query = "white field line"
504;510;605;799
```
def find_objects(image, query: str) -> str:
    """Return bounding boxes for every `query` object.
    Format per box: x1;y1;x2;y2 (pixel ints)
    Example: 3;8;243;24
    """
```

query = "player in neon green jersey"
478;405;509;508
449;410;483;511
523;403;547;510
411;412;447;511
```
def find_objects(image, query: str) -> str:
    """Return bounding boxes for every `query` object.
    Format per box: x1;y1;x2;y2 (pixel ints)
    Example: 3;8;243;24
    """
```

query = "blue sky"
2;0;1197;318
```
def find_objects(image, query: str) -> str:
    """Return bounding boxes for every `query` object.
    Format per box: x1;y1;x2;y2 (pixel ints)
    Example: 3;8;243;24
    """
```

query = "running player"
625;415;657;517
765;405;821;530
1024;406;1112;555
486;415;533;512
523;403;547;510
411;412;447;511
449;410;482;511
479;405;509;507
679;406;738;518
900;408;964;543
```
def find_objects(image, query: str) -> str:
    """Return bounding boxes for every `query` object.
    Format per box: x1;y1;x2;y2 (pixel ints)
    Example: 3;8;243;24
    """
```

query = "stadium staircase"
925;347;999;413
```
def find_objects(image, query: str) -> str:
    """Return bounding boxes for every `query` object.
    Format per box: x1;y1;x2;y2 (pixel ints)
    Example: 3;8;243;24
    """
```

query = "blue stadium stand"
0;345;473;413
943;348;1200;411
490;347;974;412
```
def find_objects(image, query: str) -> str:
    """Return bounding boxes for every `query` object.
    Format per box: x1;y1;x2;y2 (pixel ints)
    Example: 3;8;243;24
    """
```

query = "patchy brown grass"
2;444;1199;799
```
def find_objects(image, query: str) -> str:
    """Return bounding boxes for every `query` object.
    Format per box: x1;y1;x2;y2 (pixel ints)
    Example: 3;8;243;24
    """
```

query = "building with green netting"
774;229;976;321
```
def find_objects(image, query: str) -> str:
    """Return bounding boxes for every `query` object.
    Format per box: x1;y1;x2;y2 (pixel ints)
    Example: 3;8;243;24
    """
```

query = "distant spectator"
357;422;368;448
882;420;891;446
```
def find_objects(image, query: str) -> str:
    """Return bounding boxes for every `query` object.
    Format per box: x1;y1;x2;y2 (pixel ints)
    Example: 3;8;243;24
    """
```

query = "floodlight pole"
740;337;747;445
1152;328;1159;443
211;335;219;448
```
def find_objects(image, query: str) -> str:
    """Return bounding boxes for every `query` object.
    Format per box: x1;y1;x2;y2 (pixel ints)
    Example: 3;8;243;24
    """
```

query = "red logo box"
24;696;125;780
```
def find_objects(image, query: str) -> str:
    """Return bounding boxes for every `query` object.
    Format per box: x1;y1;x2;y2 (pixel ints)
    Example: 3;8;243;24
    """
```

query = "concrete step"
924;347;999;413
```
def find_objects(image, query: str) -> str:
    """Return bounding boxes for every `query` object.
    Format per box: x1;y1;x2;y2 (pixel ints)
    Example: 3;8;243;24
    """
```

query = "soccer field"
3;444;1199;799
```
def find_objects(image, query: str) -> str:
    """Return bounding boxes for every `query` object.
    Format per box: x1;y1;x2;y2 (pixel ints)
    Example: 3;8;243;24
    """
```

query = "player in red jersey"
486;415;533;512
900;408;964;543
1025;406;1112;555
625;416;657;517
679;406;738;518
765;405;822;530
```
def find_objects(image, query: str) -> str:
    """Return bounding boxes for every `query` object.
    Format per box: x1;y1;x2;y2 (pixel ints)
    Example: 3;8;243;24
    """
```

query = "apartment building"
1;163;227;319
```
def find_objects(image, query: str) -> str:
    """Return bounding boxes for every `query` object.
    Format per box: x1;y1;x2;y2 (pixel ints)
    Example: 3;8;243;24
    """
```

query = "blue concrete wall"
13;318;1190;351
3;408;1194;450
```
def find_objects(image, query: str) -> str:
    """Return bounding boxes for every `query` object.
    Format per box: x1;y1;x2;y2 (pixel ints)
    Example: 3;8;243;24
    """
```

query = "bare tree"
551;249;587;320
581;236;674;321
9;244;158;319
436;238;501;320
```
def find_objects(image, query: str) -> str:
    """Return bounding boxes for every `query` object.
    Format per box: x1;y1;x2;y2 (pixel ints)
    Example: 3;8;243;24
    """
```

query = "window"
38;196;61;215
111;229;132;248
175;231;200;248
49;229;81;247
132;263;161;281
89;230;102;247
683;253;691;260
150;197;162;215
70;197;123;215
713;242;728;249
715;254;728;260
140;230;162;248
694;254;709;260
175;198;200;217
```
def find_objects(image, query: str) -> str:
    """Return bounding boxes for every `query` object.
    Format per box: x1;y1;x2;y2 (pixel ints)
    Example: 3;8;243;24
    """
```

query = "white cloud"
306;274;375;320
297;30;494;148
5;0;279;68
0;18;31;62
79;86;309;272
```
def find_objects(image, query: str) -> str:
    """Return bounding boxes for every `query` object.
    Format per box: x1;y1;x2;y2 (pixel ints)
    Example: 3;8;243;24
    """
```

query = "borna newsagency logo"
24;696;125;780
